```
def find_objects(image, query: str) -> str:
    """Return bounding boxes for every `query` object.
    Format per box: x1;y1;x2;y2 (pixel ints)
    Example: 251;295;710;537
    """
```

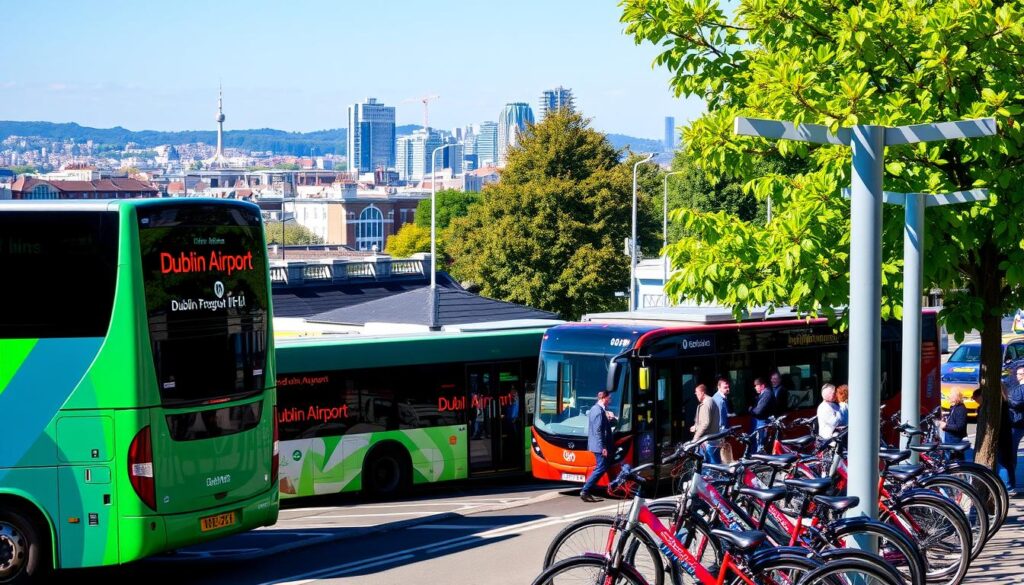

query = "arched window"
28;183;58;200
356;205;383;251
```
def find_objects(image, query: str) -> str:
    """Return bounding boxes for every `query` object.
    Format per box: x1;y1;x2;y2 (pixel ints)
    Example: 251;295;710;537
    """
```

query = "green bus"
0;199;279;583
275;328;549;498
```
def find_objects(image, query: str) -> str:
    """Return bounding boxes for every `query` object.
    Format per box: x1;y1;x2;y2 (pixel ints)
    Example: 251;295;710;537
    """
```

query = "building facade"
347;98;397;174
497;103;535;166
287;194;424;251
476;122;498;167
538;86;575;121
664;116;676;152
395;130;444;182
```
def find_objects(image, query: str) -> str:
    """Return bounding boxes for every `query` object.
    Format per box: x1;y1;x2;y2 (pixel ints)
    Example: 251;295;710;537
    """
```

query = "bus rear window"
0;211;118;338
138;205;269;405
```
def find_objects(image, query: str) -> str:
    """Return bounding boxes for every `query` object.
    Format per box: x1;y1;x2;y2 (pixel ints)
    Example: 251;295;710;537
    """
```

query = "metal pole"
430;144;446;290
281;197;286;260
901;195;924;455
848;125;885;531
631;153;655;312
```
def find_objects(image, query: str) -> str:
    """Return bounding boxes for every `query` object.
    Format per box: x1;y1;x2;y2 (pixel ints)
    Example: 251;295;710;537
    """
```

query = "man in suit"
750;377;775;453
580;390;616;502
769;370;789;418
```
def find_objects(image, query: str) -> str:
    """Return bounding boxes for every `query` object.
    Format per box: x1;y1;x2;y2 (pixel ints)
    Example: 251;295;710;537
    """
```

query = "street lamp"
662;170;684;291
429;144;448;290
630;153;656;312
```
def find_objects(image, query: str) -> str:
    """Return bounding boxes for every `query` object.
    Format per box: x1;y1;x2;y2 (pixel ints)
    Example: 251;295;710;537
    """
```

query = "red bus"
530;307;941;485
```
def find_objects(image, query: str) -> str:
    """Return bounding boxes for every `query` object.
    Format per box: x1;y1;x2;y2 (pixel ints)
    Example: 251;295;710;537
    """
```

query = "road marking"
259;502;618;584
410;523;507;530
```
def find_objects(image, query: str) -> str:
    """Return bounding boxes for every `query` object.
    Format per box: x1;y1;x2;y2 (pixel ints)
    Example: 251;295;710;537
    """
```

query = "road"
55;477;608;584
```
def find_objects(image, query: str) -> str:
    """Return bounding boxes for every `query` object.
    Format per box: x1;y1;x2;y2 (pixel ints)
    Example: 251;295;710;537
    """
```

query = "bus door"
467;362;524;474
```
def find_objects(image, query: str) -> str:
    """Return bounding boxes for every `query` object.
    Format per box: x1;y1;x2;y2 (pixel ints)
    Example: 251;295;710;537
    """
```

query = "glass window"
535;352;628;437
773;351;820;411
276;371;360;440
356;206;384;251
396;363;464;429
0;211;119;338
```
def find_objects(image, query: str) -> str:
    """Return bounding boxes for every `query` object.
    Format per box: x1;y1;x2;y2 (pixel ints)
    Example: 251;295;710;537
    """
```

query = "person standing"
580;391;615;502
816;384;842;440
769;370;789;418
712;377;734;462
750;378;775;453
835;384;849;426
690;384;721;463
997;382;1018;495
939;389;968;460
1003;366;1024;492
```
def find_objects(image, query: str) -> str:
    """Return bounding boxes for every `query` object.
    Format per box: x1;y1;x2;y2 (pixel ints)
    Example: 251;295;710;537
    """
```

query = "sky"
1;0;704;139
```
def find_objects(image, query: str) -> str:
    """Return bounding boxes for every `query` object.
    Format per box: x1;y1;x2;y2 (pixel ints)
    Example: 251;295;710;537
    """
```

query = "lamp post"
630;153;656;312
429;144;448;290
662;170;684;291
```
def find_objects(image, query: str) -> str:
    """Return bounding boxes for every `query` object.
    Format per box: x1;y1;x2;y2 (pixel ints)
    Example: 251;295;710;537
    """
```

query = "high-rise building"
664;116;676;152
476;122;498;167
538;86;575;121
395;130;444;181
498;103;535;166
347;98;397;174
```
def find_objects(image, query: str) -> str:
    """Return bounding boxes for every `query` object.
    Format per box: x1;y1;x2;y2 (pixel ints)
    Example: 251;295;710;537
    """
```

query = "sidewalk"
965;495;1024;583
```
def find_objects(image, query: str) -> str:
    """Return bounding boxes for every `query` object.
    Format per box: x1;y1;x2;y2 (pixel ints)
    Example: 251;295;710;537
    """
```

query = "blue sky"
1;1;704;138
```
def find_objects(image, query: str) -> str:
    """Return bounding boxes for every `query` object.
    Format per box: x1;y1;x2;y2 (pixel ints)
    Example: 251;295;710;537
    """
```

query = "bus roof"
275;327;549;373
583;306;795;325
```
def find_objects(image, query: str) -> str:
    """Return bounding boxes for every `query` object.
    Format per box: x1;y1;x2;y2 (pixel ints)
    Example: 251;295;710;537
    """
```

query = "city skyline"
0;0;704;139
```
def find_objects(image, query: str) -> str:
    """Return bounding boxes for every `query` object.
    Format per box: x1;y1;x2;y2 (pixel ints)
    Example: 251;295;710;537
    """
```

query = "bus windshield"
534;352;630;437
138;205;269;406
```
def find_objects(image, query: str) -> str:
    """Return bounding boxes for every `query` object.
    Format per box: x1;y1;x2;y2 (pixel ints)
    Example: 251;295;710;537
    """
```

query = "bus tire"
363;445;410;498
0;506;50;585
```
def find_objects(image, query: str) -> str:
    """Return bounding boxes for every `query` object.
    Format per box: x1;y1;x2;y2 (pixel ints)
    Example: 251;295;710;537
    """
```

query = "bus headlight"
531;435;544;459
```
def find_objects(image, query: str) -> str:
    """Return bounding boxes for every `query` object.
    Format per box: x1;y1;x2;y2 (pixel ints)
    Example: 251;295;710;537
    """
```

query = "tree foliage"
621;0;1024;464
386;223;431;258
414;189;481;230
264;221;323;246
446;109;660;320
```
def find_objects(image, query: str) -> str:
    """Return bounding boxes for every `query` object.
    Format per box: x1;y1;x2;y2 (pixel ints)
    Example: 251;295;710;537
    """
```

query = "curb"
148;489;566;564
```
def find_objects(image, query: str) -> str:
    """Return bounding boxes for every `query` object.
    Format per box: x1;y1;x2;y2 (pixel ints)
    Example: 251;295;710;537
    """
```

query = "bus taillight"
271;406;280;485
128;426;156;511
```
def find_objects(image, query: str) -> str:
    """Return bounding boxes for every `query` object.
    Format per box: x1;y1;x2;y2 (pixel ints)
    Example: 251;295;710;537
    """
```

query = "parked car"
941;335;1024;416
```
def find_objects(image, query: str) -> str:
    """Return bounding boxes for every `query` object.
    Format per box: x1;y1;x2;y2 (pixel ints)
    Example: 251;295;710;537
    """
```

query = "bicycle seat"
878;449;911;464
909;443;939;453
783;477;833;495
780;435;816;449
709;528;767;553
737;486;787;502
704;462;741;476
937;442;970;453
749;453;799;468
812;495;860;513
886;464;926;483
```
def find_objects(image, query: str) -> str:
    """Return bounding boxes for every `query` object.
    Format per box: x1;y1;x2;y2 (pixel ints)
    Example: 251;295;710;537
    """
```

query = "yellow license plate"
200;511;236;532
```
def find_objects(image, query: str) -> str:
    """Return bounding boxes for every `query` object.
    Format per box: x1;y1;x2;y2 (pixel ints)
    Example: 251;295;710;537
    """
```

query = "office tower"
498;103;535;166
664;116;676;152
347;98;397;174
476;122;498;167
395;130;444;181
538;86;575;121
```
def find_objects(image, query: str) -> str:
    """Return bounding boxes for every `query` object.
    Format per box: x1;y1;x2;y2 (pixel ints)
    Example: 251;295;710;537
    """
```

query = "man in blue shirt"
712;377;732;431
580;391;616;502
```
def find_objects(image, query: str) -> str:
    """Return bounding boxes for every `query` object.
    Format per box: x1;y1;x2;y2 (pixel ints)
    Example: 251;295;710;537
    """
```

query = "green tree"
264;221;323;246
4;165;38;175
274;162;301;170
386;223;431;257
445;109;660;319
621;0;1024;464
414;190;482;230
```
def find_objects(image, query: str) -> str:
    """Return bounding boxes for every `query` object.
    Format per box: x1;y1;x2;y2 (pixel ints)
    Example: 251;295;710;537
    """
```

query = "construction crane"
403;94;439;131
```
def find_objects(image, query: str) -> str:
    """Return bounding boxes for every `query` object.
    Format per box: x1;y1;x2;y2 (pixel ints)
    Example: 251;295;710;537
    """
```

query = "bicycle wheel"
817;549;907;585
725;551;823;585
943;462;1006;538
918;474;989;558
532;554;648;585
646;499;723;580
543;515;664;585
795;557;903;585
824;518;926;585
882;492;971;585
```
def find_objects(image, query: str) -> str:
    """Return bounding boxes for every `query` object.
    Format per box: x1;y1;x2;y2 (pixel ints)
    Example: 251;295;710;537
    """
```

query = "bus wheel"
364;447;409;498
0;508;49;585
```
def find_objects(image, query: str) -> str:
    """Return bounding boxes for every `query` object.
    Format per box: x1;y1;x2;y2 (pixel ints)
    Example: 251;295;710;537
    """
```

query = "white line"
271;553;416;585
409;524;506;530
283;512;428;519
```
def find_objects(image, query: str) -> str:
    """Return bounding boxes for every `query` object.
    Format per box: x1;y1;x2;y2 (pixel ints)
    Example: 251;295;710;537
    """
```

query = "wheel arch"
0;490;58;570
